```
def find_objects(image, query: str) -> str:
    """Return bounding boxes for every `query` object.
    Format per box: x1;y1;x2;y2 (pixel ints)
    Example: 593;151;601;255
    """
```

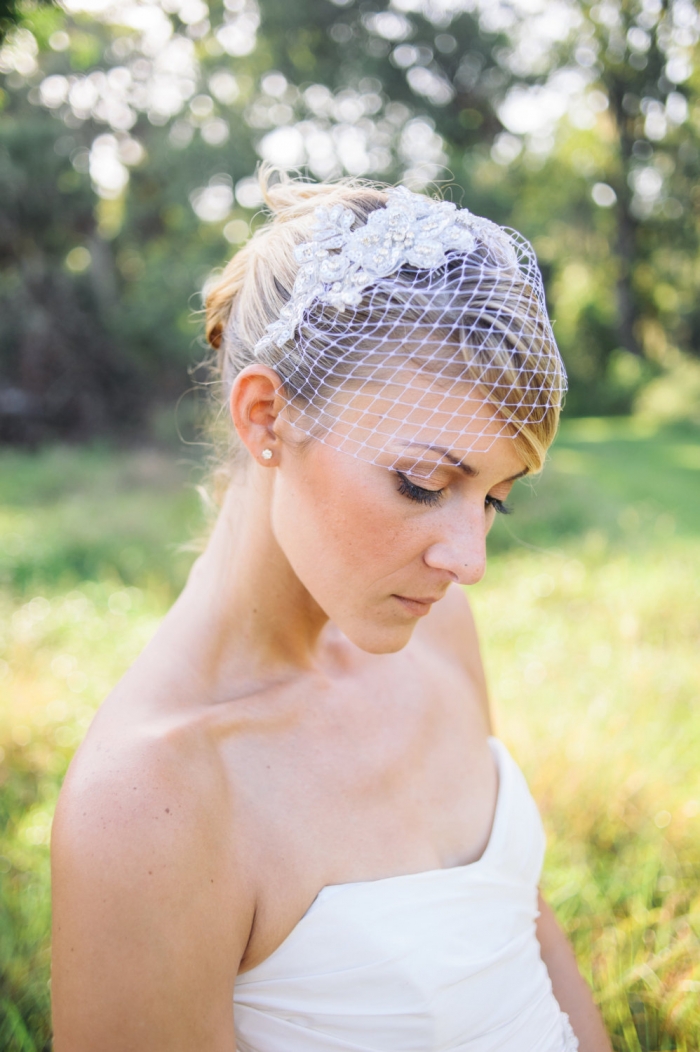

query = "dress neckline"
237;737;509;980
315;735;506;899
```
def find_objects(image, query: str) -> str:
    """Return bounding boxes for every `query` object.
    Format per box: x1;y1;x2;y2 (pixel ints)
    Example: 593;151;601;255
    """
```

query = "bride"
51;169;611;1051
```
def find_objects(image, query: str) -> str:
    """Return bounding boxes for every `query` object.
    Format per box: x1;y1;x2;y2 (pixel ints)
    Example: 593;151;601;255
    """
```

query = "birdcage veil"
223;185;566;480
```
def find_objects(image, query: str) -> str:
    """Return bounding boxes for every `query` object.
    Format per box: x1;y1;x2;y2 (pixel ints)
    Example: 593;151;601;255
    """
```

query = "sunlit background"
1;0;699;1049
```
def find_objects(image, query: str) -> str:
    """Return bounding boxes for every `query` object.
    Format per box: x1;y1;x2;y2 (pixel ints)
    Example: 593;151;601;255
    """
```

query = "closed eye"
395;471;445;507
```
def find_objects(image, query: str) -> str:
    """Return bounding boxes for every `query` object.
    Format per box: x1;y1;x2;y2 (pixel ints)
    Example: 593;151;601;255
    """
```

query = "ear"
229;365;286;465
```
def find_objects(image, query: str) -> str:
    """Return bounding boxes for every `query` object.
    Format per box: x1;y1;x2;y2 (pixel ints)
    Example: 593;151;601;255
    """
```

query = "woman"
51;170;612;1051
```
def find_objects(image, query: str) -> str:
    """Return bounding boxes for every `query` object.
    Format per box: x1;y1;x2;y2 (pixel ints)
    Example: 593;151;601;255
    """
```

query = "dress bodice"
233;737;578;1052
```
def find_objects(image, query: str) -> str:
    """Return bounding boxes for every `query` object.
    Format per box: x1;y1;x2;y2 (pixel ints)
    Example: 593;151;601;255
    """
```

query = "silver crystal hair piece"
253;186;521;357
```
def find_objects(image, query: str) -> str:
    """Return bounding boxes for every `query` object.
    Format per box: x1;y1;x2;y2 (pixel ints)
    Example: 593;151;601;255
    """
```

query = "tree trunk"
607;77;643;358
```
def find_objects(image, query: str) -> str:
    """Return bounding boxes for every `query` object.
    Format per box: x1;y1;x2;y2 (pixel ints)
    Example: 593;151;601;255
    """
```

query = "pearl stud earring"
261;449;273;461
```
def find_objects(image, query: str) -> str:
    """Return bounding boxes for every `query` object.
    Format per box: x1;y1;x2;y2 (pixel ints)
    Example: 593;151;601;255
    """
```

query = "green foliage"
1;0;699;442
1;420;700;1047
0;0;56;49
0;99;147;439
0;0;23;44
0;753;53;1052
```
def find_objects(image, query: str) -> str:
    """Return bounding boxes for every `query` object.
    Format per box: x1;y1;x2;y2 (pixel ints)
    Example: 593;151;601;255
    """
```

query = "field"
1;419;699;1051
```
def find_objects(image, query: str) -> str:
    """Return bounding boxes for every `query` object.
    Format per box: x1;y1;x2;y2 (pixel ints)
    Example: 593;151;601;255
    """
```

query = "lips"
392;594;440;617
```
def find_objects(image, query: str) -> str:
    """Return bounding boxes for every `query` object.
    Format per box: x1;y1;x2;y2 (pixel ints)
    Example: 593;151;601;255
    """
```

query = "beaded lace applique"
254;187;518;356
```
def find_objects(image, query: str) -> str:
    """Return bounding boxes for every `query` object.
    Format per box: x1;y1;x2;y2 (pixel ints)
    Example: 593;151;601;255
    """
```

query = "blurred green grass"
489;416;700;552
0;442;203;595
1;419;699;1050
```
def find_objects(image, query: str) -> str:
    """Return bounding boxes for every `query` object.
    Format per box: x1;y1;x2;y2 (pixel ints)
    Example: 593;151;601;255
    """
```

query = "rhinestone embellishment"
252;186;517;358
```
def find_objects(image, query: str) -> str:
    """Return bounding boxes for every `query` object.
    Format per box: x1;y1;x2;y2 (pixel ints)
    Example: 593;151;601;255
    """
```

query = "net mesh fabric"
228;188;566;480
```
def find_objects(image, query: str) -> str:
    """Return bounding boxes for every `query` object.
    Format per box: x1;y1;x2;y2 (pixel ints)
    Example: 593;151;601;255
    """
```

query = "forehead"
288;369;521;477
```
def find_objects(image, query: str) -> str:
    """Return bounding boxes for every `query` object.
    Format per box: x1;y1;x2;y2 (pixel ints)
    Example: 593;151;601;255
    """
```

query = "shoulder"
422;584;478;645
418;584;482;669
55;702;218;850
51;711;253;1049
416;584;492;728
53;703;252;913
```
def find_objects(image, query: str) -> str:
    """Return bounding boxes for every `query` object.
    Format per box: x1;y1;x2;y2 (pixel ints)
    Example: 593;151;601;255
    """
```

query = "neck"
165;463;330;699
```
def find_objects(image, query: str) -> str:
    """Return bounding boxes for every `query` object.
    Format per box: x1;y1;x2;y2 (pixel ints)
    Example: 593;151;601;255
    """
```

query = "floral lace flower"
253;186;518;356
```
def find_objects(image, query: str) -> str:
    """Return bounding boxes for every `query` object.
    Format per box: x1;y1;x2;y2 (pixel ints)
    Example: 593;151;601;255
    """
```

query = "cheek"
270;461;421;605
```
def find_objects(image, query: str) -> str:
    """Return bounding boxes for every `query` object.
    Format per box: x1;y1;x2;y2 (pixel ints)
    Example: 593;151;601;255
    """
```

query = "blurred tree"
497;0;700;412
287;0;699;410
0;4;262;439
0;0;698;441
1;0;54;45
0;99;143;441
0;0;21;42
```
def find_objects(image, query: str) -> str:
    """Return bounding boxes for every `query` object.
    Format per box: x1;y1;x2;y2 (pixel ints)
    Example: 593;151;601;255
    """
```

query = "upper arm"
536;892;613;1052
420;584;492;732
51;734;253;1052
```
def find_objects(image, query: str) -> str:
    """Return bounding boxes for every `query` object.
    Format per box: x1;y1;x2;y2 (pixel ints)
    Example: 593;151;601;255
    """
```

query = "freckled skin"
50;367;611;1052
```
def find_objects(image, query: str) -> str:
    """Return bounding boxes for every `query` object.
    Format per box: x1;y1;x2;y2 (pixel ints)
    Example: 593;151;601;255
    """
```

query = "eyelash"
486;495;512;516
395;472;512;515
396;471;444;506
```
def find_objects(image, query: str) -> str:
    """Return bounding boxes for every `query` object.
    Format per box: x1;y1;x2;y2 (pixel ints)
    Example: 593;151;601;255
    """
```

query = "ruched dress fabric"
234;737;579;1052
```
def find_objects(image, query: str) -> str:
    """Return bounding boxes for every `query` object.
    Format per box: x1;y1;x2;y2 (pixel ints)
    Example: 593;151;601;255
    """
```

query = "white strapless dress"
234;737;579;1052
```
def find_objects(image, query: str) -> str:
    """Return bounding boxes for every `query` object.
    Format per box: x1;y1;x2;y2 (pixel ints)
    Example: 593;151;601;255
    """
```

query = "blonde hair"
201;166;562;499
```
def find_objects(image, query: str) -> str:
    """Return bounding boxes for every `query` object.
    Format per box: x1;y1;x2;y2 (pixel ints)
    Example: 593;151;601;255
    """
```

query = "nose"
422;508;488;586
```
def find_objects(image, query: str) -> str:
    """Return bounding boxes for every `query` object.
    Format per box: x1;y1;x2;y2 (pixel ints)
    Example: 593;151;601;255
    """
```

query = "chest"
230;646;497;971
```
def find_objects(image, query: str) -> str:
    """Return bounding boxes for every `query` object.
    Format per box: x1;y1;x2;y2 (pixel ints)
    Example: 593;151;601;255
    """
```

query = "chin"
342;617;416;656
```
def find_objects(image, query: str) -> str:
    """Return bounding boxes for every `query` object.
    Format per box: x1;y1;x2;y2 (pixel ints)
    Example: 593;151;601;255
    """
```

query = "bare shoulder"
416;585;492;728
53;711;234;893
51;706;253;1051
419;584;483;672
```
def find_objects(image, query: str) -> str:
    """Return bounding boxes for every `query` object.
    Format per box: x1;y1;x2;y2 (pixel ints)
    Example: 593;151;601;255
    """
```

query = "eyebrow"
402;442;529;483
